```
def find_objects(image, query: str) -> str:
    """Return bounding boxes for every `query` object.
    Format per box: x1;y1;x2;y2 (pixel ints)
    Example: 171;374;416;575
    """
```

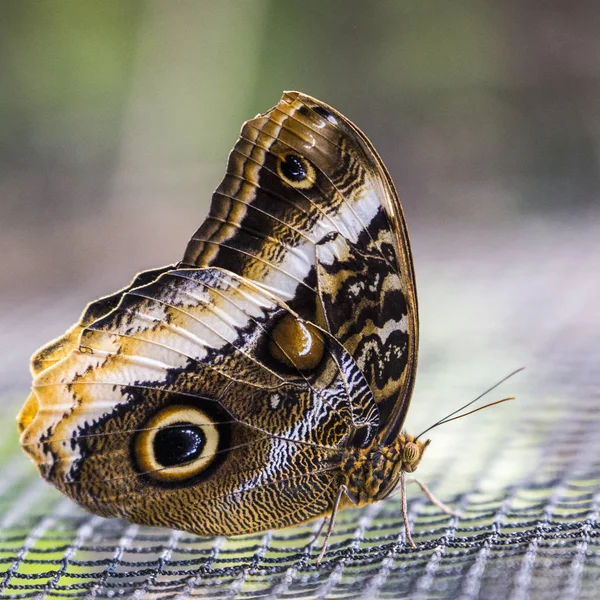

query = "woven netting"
1;216;599;599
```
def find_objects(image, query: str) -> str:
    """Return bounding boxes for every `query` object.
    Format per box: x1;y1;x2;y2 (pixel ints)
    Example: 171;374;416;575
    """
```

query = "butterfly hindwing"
21;266;380;534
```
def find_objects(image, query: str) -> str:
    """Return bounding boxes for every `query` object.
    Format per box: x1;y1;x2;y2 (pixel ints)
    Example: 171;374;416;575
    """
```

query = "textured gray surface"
1;215;599;599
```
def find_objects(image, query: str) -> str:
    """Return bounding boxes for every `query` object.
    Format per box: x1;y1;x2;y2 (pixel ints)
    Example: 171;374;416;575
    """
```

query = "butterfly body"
342;434;429;507
18;92;445;551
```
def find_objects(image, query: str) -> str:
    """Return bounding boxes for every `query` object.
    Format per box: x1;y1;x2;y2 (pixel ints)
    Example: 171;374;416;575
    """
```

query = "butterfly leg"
405;476;462;518
399;470;417;549
315;484;357;563
306;516;328;549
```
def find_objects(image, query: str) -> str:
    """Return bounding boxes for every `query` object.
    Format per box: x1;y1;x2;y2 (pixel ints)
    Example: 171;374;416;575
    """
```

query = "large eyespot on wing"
134;405;222;483
268;313;325;371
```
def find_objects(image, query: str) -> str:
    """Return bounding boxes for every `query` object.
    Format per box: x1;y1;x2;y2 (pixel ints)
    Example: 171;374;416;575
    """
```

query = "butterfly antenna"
414;367;524;441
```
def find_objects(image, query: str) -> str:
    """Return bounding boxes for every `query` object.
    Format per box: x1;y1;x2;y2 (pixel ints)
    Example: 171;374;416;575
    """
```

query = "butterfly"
18;91;490;561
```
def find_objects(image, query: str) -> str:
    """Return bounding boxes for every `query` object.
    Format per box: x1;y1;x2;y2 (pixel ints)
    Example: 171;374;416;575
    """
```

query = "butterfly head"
400;434;430;473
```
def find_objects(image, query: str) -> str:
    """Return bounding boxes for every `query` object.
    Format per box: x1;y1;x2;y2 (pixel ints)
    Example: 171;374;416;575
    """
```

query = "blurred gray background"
1;1;599;429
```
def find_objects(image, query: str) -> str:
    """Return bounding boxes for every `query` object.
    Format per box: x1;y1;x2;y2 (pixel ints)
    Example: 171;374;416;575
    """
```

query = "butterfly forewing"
183;91;418;431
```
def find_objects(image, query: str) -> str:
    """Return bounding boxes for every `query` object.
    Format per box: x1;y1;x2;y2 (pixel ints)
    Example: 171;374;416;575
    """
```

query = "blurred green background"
1;0;599;392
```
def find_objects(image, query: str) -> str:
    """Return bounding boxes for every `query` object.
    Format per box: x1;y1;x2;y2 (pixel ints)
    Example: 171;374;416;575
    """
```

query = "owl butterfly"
19;91;507;561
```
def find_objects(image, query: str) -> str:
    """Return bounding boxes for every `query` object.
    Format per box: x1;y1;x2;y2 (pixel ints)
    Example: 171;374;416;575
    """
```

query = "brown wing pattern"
183;92;418;434
20;267;379;534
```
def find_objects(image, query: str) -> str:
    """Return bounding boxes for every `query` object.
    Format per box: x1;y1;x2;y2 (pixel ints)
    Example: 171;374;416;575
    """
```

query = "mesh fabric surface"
1;217;598;599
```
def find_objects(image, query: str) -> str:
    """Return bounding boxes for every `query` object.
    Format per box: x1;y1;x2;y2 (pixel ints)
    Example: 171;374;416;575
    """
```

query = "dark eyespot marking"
281;154;307;181
269;314;325;371
276;153;316;189
134;405;220;483
154;424;205;467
